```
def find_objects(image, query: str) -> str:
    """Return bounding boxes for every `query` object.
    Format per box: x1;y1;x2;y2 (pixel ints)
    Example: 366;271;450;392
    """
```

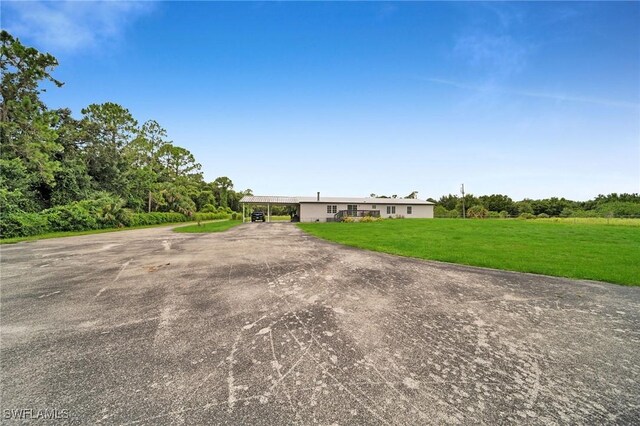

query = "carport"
239;196;301;223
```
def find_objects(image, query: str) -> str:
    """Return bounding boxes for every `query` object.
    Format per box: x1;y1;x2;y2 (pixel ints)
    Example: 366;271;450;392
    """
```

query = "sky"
2;1;639;201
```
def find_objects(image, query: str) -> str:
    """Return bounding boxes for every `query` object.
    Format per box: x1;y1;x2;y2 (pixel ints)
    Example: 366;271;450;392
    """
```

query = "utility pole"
460;184;466;219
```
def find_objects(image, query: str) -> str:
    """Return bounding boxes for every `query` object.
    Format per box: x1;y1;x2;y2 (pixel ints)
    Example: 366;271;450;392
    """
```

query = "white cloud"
3;1;154;53
425;77;640;109
453;33;529;77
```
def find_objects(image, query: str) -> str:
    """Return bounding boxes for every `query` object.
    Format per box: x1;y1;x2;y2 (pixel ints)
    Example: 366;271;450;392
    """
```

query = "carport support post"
267;203;271;222
242;203;245;223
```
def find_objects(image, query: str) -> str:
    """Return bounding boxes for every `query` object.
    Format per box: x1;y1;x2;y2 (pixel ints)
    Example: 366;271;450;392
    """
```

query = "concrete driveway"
1;223;639;424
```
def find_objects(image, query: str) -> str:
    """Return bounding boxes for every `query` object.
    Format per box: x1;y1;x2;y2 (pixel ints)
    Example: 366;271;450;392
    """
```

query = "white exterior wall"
299;203;434;222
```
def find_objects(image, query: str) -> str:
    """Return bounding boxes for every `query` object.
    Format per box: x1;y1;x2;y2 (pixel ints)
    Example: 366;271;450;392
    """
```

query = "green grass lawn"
173;220;242;233
298;219;640;286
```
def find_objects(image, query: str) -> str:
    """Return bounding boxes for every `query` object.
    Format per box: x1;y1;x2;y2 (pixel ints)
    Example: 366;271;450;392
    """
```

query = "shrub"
467;205;489;219
129;212;188;227
231;212;239;220
44;203;98;232
499;210;509;218
91;196;130;227
559;208;573;218
434;205;448;218
537;213;550;218
0;212;49;238
518;213;535;220
200;204;216;213
595;201;640;218
488;211;500;218
342;217;355;223
194;212;230;221
360;216;382;223
446;209;459;218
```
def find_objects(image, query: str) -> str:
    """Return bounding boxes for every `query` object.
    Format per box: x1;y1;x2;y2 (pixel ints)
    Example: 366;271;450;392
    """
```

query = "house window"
371;204;377;209
327;205;337;214
407;206;413;215
347;205;357;216
386;206;396;214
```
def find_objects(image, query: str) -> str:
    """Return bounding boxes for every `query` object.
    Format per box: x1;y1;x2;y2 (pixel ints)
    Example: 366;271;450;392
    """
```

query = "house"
240;193;435;222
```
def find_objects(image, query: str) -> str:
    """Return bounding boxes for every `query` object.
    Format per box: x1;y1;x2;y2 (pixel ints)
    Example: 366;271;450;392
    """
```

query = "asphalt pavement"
1;223;639;424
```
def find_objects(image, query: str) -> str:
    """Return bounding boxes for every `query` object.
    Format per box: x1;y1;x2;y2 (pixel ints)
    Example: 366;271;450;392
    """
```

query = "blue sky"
3;1;639;201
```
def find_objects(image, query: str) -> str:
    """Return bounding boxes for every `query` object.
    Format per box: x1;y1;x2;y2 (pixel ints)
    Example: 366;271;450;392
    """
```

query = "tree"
516;200;534;215
81;103;138;197
126;120;170;170
212;176;234;208
405;191;419;199
478;194;517;216
0;31;64;207
49;108;93;206
156;144;202;181
0;30;63;122
455;194;478;216
437;194;458;211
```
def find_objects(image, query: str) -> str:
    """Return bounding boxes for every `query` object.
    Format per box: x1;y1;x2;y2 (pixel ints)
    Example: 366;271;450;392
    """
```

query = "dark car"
251;211;266;222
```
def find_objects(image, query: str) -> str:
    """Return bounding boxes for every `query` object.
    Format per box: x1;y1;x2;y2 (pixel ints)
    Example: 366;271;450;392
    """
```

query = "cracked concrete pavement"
1;222;639;424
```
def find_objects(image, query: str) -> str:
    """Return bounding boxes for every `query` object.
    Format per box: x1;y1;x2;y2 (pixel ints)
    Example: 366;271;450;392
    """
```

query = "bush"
467;205;489;219
434;205;448;218
360;216;382;223
499;210;509;218
193;212;231;221
90;195;130;227
129;212;188;227
537;213;550;218
0;212;49;238
231;212;239;220
488;211;500;218
44;203;98;232
559;208;573;218
200;204;217;213
519;213;535;220
342;217;355;223
595;201;640;218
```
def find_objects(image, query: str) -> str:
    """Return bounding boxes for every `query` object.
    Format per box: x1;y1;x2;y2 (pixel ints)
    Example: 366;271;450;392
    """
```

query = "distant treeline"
1;31;251;238
428;193;640;219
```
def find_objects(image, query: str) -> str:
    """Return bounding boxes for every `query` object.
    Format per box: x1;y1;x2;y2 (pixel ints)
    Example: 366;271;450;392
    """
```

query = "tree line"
0;31;251;238
429;192;640;219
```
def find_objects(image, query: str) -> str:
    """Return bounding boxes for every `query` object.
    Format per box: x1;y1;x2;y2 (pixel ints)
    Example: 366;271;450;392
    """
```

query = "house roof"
240;195;434;205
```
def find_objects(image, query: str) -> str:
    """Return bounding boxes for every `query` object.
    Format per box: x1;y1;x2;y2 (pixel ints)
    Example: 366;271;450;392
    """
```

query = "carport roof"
240;195;434;205
240;196;301;204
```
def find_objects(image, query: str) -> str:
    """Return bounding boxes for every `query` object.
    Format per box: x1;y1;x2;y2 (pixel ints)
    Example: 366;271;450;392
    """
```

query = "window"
327;205;337;214
407;206;412;215
347;204;357;216
371;204;377;209
386;206;396;214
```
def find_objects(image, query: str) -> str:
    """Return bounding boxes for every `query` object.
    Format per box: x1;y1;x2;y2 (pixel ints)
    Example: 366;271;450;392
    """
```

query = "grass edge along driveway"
298;219;640;286
173;220;242;233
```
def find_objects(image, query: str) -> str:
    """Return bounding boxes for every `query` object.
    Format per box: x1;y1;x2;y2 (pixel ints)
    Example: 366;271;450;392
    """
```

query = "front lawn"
298;219;640;286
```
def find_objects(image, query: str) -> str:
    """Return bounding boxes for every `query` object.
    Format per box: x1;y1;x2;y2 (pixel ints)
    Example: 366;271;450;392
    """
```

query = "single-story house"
240;193;435;222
